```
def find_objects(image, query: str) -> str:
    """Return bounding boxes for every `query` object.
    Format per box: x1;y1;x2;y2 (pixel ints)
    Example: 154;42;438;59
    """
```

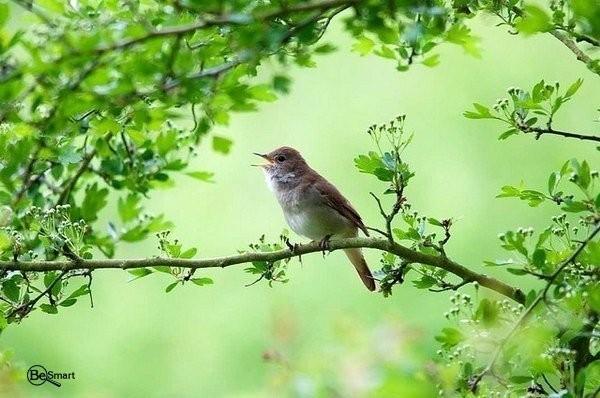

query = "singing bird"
254;146;376;291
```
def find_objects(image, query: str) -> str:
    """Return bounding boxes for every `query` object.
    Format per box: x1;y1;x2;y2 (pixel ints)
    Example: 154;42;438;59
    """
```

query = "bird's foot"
283;236;302;263
318;235;333;257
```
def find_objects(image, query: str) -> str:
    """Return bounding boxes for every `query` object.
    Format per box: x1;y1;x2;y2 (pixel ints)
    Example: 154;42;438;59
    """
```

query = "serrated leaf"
352;36;375;56
212;136;232;154
412;275;436;289
248;85;277;102
516;5;552;34
118;194;142;223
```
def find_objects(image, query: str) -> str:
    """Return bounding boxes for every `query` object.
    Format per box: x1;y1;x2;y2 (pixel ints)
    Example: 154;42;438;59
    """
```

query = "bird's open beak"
251;153;272;168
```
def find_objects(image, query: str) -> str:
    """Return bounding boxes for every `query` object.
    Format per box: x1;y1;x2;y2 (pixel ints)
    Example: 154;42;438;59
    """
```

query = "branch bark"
549;30;595;65
519;125;600;143
0;237;525;304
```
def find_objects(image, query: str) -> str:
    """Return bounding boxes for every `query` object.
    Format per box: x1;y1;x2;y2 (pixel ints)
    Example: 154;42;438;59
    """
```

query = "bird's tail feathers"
343;248;376;291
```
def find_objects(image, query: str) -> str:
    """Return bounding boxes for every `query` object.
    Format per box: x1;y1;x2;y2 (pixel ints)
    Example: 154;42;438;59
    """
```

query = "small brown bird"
254;146;375;291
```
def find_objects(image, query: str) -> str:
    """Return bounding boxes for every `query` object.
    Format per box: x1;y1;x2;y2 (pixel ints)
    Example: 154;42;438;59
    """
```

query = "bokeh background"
3;9;600;397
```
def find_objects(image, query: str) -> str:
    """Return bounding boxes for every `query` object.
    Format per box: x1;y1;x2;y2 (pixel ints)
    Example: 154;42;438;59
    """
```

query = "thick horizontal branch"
0;237;525;304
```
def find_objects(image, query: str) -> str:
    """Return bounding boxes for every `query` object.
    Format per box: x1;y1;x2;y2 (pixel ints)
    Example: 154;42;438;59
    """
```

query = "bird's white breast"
265;172;354;240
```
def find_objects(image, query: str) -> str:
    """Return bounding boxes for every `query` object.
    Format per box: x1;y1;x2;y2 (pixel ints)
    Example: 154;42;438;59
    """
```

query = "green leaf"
40;304;58;314
548;172;558;195
118;194;142;223
81;183;109;222
0;3;9;28
44;271;58;288
464;103;493;119
374;45;397;60
179;248;197;259
127;268;153;279
185;171;214;182
578;160;591;189
516;5;552;34
212;136;232;154
509;375;533;384
354;152;385;174
562;200;589;213
565;78;583;98
272;75;291;94
507;267;527;275
2;280;19;302
422;54;440;67
165;282;179;293
475;299;500;327
156;130;177;156
314;43;336;54
92;117;120;136
191;277;213;286
532;249;546;268
445;24;480;57
67;285;90;299
59;298;77;307
58;146;83;165
352;36;375;56
498;129;519;140
0;231;11;253
435;327;464;349
248;85;277;102
428;218;442;227
412;275;436;289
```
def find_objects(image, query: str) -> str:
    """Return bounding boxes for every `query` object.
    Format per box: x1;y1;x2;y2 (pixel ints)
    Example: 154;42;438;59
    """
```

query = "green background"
3;13;599;397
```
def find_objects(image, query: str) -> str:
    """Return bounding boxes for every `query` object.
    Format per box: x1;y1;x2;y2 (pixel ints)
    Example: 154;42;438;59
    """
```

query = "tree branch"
518;124;600;143
0;237;525;304
549;30;595;66
76;0;360;56
56;150;97;205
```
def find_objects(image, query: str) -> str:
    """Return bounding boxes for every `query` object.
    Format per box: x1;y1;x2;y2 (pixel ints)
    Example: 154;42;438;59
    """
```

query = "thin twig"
518;124;600;143
56;150;97;205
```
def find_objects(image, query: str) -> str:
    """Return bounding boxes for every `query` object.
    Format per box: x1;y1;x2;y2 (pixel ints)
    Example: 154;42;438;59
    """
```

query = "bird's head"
253;146;309;178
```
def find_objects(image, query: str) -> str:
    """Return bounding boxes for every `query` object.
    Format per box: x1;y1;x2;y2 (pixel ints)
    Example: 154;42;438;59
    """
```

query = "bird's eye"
275;155;286;162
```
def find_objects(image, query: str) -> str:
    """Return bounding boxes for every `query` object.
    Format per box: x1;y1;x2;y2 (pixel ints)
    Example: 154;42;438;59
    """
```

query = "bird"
254;146;376;291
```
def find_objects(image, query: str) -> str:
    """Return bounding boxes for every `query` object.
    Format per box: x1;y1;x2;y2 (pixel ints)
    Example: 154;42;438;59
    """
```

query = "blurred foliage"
352;115;599;396
0;0;598;396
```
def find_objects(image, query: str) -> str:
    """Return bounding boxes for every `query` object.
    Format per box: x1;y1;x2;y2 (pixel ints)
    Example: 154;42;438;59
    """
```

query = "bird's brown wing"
312;177;370;237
